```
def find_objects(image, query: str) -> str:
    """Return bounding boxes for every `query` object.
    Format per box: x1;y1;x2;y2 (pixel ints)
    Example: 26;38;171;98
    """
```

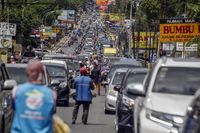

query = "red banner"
99;6;108;11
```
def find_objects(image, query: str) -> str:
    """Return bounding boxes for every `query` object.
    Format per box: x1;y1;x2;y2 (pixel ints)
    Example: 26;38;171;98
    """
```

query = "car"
107;59;142;83
77;54;90;62
115;68;148;133
104;68;128;114
180;90;200;133
104;56;122;65
43;53;78;62
0;60;17;133
34;49;49;58
6;63;51;85
43;53;79;79
41;60;70;106
133;57;200;133
20;51;36;63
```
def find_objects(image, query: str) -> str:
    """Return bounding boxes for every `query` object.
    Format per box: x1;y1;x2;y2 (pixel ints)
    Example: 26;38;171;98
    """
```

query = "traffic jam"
0;0;200;133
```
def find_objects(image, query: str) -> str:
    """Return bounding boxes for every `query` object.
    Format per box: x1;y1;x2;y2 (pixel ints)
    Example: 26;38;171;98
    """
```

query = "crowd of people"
78;56;110;96
71;55;110;125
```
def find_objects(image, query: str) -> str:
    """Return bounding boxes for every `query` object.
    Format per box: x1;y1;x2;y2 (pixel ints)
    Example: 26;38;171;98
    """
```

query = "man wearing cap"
72;67;94;125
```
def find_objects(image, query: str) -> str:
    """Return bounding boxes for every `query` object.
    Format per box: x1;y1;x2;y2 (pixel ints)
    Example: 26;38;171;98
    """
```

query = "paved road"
56;89;115;133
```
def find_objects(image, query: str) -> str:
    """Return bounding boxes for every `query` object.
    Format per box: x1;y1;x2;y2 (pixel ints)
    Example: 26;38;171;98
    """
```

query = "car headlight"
146;108;183;128
108;89;117;97
122;95;134;108
59;82;68;88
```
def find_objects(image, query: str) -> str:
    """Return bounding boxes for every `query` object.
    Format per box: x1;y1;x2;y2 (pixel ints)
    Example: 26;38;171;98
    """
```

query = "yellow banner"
109;13;124;22
160;23;200;42
132;32;159;49
104;48;117;54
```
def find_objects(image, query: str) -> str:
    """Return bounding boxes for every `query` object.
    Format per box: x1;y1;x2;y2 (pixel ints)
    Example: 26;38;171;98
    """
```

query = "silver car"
133;57;200;133
104;68;128;114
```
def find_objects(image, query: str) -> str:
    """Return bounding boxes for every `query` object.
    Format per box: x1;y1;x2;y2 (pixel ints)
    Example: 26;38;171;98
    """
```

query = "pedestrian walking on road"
11;59;56;133
72;67;94;125
91;61;101;96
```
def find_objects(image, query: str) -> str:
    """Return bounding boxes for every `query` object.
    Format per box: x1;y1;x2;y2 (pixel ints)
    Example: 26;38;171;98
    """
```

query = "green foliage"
1;0;85;46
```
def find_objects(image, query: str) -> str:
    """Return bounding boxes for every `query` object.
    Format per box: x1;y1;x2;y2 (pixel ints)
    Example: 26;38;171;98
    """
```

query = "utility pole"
129;0;133;57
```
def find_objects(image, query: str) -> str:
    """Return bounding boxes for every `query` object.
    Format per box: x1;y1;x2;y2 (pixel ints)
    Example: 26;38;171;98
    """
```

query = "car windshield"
108;58;121;64
7;67;46;84
153;67;200;95
112;72;126;85
125;73;147;89
67;62;75;71
23;52;35;57
109;65;138;79
45;65;67;78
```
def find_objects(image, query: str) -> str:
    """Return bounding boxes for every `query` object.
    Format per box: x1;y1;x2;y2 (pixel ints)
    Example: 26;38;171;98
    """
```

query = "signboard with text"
109;13;125;22
160;19;200;42
0;22;16;36
58;10;75;23
176;42;197;51
132;32;159;49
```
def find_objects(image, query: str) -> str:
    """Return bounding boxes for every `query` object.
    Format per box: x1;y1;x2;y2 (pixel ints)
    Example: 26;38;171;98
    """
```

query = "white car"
104;68;128;114
133;57;200;133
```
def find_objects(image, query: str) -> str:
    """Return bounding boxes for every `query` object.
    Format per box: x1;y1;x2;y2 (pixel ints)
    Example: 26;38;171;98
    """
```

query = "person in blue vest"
72;67;94;125
11;59;56;133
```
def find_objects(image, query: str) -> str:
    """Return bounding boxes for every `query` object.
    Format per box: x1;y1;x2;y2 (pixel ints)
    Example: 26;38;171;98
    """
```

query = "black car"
41;60;70;106
20;51;36;63
115;68;148;133
180;90;200;133
43;53;79;78
0;60;17;133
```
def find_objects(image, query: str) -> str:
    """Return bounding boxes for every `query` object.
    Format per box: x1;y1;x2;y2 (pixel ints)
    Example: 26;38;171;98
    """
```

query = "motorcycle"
101;70;109;93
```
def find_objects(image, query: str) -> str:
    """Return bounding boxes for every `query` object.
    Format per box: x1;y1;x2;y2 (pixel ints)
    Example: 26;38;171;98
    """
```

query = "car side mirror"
51;79;60;86
127;83;145;97
114;85;121;92
3;80;17;90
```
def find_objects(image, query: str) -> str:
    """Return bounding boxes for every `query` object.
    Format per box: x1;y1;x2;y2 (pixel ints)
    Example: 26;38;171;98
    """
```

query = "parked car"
34;49;49;58
6;63;51;85
0;60;17;133
104;68;128;114
43;53;79;78
104;56;122;66
20;51;36;63
115;68;148;133
41;60;70;106
180;89;200;133
133;57;200;133
107;59;142;83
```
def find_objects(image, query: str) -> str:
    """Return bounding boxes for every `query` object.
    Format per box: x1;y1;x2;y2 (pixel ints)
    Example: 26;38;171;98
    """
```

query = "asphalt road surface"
56;89;115;133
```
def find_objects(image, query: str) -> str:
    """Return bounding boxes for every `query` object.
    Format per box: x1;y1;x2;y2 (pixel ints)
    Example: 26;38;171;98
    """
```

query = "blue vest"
75;76;93;102
11;83;55;133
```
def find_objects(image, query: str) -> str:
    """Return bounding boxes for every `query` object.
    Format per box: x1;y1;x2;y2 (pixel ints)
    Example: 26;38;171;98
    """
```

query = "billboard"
58;10;75;23
96;0;108;6
0;22;16;36
109;13;124;22
132;32;159;49
160;19;200;42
